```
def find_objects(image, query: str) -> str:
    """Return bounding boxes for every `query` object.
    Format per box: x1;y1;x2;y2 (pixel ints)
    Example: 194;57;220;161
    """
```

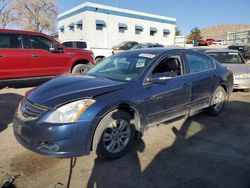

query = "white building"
58;2;176;48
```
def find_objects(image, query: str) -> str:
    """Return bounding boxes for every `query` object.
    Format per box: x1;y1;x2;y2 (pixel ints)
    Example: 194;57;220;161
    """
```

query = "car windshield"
87;53;156;81
207;52;245;64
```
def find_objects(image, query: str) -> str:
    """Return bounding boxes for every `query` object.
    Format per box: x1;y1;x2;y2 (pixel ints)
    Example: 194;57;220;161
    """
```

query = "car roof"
62;40;87;43
204;49;239;53
118;48;199;56
0;29;47;36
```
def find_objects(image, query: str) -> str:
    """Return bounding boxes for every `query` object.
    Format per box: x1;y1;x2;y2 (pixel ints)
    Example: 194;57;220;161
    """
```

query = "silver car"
205;49;250;90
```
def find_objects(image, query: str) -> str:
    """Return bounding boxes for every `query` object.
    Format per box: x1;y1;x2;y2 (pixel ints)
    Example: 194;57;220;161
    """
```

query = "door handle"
31;54;40;58
0;54;3;58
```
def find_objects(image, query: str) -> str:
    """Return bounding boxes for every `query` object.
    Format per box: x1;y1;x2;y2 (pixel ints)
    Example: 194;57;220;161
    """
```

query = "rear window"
207;52;245;64
62;42;73;48
76;42;87;49
0;34;22;49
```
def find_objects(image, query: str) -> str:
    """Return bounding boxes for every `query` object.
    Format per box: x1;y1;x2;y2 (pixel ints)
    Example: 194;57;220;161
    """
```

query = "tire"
71;64;89;75
95;57;104;64
207;86;226;116
93;110;136;160
244;88;250;93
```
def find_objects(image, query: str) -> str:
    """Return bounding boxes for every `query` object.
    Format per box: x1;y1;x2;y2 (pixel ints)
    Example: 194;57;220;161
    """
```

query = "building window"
150;27;158;36
75;20;83;30
163;29;170;37
68;23;74;31
59;26;65;33
135;25;143;35
96;20;106;31
118;23;128;33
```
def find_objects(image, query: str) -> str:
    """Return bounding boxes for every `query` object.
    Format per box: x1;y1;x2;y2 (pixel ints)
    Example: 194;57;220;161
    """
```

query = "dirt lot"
0;87;250;188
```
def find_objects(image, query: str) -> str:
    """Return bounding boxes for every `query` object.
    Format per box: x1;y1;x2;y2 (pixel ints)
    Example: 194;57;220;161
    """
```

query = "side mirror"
49;43;64;53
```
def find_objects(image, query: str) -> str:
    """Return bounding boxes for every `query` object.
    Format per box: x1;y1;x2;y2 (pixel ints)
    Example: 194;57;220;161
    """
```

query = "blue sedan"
13;48;233;159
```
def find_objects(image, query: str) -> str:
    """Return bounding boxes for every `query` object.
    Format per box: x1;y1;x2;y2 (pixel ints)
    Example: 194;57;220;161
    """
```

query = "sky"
57;0;250;35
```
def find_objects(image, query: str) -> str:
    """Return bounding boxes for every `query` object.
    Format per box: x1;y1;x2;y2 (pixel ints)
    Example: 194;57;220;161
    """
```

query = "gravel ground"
0;87;250;188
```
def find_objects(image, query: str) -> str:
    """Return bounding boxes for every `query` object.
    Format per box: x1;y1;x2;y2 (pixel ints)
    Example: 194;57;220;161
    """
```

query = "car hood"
27;76;127;108
224;64;250;75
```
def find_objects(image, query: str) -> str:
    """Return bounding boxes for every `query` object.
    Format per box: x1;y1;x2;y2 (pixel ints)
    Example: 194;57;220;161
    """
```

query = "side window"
76;42;87;49
152;54;183;78
186;53;215;73
63;42;73;48
0;34;22;49
29;35;56;51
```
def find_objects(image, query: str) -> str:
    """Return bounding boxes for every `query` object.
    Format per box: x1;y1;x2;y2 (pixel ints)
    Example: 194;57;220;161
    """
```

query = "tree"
175;27;181;36
11;0;58;32
0;0;15;29
187;27;203;43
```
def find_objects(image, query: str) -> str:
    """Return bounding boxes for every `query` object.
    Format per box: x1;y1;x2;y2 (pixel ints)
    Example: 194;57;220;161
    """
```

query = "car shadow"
0;93;23;132
87;138;145;188
87;100;250;188
0;77;52;89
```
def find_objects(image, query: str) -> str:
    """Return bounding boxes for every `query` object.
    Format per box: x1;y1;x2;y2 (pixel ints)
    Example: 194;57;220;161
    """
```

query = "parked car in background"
62;40;113;63
206;38;215;45
205;49;250;91
13;48;233;160
213;40;225;45
198;40;210;46
198;39;215;46
112;41;139;54
131;43;164;50
228;44;250;59
0;29;95;85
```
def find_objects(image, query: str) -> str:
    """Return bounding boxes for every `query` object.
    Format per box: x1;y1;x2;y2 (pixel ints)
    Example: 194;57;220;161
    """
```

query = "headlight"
44;99;95;123
234;73;250;79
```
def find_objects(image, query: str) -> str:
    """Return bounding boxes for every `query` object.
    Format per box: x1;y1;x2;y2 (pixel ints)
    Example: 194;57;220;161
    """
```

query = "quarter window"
186;53;215;73
0;34;22;49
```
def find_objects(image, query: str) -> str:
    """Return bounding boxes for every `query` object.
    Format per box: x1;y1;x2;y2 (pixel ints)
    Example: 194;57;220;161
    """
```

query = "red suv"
0;29;95;81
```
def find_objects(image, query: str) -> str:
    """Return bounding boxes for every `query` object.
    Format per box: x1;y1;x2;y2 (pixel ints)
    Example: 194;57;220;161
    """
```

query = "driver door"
27;35;71;77
142;53;191;125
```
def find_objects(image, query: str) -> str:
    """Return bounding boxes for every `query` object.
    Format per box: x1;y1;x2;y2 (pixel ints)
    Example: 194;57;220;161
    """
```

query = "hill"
200;24;250;40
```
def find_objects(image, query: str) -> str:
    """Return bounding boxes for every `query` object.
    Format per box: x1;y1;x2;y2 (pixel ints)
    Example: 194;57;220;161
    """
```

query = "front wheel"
93;110;135;159
207;86;226;116
95;57;104;64
71;64;89;75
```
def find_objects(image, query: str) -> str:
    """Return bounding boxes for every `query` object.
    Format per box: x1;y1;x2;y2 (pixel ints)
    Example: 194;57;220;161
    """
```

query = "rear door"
185;52;218;114
0;33;30;79
27;35;72;77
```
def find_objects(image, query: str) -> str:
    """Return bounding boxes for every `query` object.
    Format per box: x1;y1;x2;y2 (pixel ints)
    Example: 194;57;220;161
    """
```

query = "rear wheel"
93;110;135;159
207;86;226;116
71;64;89;75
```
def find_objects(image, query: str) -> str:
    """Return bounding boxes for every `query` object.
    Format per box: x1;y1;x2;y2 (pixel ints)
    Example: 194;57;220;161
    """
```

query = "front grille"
19;99;48;120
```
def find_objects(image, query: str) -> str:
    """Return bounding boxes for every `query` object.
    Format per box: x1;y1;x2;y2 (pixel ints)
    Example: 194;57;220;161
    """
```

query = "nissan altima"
13;48;233;159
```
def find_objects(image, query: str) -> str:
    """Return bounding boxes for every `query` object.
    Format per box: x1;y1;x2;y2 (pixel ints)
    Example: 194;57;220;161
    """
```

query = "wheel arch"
90;102;142;151
70;59;89;73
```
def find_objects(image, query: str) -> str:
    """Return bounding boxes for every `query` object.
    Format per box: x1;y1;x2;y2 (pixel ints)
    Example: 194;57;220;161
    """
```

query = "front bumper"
233;77;250;89
13;115;100;158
